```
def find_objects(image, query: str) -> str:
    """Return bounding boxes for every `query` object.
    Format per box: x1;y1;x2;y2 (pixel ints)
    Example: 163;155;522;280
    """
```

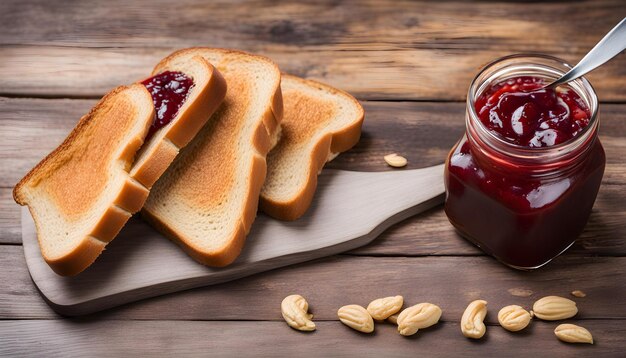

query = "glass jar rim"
467;53;599;163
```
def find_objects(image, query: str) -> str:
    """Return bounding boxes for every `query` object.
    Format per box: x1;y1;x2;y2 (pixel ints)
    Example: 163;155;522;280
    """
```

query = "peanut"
396;303;442;336
497;305;531;332
338;304;375;333
554;324;593;344
571;290;587;298
533;296;577;321
281;294;315;332
367;295;404;321
384;153;408;168
461;300;488;339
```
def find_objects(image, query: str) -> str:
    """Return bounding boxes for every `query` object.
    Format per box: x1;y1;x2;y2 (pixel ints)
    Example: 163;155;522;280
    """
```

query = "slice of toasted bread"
14;56;226;276
130;56;227;188
259;75;364;220
13;85;154;276
142;48;283;267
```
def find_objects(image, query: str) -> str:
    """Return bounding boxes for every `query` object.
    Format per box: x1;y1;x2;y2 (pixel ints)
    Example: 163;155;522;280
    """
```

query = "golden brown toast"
142;48;283;267
260;75;364;220
131;56;227;188
14;55;226;276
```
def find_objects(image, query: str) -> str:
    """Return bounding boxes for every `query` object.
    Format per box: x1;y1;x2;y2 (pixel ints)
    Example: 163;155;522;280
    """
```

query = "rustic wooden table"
1;0;625;356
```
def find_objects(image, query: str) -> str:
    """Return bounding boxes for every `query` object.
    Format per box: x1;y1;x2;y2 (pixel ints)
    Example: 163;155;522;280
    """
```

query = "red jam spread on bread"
141;71;194;139
474;76;591;147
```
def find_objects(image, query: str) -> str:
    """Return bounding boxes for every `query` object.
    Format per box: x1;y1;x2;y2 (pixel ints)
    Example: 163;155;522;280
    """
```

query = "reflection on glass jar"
444;54;605;269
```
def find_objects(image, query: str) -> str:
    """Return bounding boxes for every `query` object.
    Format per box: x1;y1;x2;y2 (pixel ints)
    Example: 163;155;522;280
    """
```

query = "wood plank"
1;320;623;356
3;0;624;50
2;245;625;321
0;188;20;243
2;44;625;101
3;99;625;256
2;0;626;100
0;245;55;319
3;0;619;48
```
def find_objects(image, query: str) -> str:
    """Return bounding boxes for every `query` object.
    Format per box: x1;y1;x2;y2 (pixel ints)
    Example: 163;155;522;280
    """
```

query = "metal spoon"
545;17;626;89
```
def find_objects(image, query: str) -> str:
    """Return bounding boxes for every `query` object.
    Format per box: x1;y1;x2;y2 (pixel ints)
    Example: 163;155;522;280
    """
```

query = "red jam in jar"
141;71;194;139
444;55;605;269
475;76;591;147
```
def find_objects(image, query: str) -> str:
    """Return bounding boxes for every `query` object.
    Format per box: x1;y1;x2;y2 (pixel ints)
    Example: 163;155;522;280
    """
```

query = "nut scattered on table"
387;314;399;325
532;296;578;321
281;294;316;332
338;304;375;333
367;295;404;321
571;290;587;298
384;153;408;168
554;324;594;344
396;302;442;336
461;300;488;339
497;305;532;332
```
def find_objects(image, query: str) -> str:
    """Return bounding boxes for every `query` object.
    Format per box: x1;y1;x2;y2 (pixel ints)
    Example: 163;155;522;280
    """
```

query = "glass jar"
444;54;605;269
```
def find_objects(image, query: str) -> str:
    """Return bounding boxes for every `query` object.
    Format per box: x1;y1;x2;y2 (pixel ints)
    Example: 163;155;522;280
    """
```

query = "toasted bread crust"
41;233;106;277
13;85;142;205
152;59;227;149
142;47;283;267
130;140;179;188
14;84;154;276
142;208;248;267
15;56;227;276
259;75;364;221
130;57;227;188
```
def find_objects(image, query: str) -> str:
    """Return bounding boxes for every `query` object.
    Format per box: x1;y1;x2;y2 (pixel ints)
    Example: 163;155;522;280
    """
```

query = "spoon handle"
549;17;626;88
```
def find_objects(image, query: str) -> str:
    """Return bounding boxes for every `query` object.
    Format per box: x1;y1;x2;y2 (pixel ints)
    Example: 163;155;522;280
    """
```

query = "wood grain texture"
0;188;20;243
2;0;616;47
2;44;626;101
2;245;625;321
0;245;55;319
0;0;625;101
1;320;625;357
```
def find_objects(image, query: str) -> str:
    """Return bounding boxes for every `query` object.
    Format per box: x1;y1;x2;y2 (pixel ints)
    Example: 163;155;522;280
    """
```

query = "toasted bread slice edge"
141;47;284;267
259;75;365;221
142;206;248;267
14;84;155;276
53;56;225;275
129;56;227;188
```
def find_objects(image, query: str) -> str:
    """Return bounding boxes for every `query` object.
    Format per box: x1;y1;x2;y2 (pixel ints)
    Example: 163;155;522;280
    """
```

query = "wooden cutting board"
22;165;445;316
